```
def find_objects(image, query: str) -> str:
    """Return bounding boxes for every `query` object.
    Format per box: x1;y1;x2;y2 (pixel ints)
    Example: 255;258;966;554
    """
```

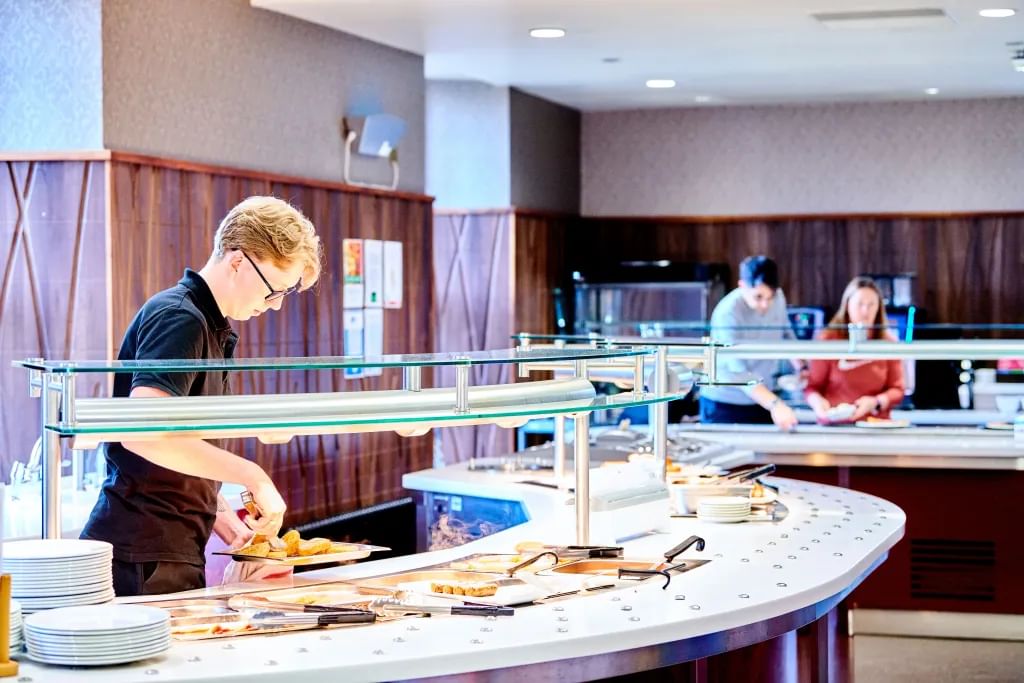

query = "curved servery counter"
15;474;904;682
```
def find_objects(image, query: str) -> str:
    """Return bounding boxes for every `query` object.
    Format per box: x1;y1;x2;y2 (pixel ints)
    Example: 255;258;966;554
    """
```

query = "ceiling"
252;1;1024;110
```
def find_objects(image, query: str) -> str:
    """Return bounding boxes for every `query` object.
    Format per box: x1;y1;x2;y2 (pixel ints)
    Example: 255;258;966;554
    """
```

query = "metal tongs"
367;597;514;618
616;535;706;590
505;552;616;600
721;464;776;483
237;491;286;552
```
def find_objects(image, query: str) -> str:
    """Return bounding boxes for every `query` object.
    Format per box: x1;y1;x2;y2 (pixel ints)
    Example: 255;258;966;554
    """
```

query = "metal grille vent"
910;539;995;602
812;8;953;30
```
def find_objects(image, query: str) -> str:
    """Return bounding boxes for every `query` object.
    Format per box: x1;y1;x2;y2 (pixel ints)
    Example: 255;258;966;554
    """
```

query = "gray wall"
582;98;1024;216
0;0;103;150
425;80;510;209
102;0;426;192
510;89;580;214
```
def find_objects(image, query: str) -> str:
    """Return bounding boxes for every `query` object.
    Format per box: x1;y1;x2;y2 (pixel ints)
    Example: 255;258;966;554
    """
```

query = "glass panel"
14;346;651;374
46;391;686;437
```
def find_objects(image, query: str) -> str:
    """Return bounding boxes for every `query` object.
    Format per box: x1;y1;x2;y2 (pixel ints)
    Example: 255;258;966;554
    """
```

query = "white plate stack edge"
1;539;115;614
696;496;752;523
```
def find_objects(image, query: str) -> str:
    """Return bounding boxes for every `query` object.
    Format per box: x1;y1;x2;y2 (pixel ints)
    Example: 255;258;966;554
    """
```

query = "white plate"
25;605;166;634
25;625;168;643
3;556;111;569
2;539;112;561
27;636;170;655
854;419;911;429
697;515;749;523
13;581;113;598
983;421;1014;431
26;643;169;667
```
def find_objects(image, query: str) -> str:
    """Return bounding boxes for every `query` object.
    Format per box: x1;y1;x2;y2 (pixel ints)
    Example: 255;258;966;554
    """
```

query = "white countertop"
15;466;904;682
673;424;1024;470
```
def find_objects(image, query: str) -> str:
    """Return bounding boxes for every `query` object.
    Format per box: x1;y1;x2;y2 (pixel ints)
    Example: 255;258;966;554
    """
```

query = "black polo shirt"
81;269;238;565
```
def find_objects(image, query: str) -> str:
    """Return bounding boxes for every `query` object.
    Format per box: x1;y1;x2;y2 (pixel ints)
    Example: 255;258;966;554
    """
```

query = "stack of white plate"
24;605;170;667
9;599;23;656
1;539;114;613
696;496;752;523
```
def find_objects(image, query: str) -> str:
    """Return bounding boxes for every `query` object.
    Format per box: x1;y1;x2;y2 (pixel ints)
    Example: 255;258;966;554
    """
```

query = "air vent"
812;8;954;30
910;539;995;602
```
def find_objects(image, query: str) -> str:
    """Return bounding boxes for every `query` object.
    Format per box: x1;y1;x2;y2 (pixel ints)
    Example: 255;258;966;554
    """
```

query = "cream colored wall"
582;98;1024;216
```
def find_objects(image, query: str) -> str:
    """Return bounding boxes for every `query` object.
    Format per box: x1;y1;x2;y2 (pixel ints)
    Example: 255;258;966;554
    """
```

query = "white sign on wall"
384;240;403;309
363;239;383;308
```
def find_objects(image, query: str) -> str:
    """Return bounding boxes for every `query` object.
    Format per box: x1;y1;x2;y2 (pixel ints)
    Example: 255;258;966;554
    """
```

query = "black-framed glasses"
242;252;301;302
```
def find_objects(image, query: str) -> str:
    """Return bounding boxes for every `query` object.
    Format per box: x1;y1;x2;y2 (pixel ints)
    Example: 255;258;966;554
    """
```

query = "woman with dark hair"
805;276;905;423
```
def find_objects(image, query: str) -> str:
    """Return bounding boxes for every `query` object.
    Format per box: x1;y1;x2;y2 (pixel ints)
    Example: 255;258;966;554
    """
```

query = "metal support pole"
553;415;567;485
403;366;422;392
517;335;531;378
60;373;76;426
633;354;645;398
705;344;719;384
40;373;62;539
654;347;669;482
454;365;470;414
574;412;590;545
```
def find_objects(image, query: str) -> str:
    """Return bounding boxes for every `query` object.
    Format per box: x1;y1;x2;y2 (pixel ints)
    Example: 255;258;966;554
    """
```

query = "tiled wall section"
102;0;426;192
582;98;1024;216
0;0;103;150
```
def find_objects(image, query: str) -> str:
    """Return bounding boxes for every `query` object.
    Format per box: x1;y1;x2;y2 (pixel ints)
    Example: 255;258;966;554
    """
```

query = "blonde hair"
213;196;322;289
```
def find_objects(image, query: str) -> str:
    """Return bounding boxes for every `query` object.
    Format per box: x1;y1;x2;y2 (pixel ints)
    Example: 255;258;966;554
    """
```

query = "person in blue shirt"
698;256;801;430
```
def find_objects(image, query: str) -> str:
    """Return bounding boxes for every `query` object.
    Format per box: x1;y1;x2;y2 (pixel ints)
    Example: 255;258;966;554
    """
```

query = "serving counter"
13;474;903;682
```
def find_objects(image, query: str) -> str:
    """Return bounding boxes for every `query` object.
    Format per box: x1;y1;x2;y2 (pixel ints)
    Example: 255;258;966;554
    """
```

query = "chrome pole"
654;347;669;482
573;360;590;545
40;373;62;539
454;365;470;414
553;414;566;485
633;354;645;398
403;366;422;392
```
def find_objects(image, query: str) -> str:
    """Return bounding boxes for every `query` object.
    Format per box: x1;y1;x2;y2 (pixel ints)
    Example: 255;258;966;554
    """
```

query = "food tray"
213;543;389;566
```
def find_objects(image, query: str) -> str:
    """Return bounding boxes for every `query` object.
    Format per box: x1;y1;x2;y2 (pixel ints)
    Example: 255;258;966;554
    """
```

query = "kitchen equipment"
616;536;707;589
367;597;514;618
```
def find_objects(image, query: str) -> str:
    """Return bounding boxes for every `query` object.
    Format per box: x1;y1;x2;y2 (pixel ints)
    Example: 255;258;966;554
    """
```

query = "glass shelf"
15;346;651;375
515;333;728;348
50;390;687;444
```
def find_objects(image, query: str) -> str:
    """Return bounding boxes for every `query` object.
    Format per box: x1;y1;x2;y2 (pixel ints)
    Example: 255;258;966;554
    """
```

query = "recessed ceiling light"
695;95;712;103
646;79;676;89
924;87;940;95
979;8;1016;18
529;27;566;38
602;57;621;64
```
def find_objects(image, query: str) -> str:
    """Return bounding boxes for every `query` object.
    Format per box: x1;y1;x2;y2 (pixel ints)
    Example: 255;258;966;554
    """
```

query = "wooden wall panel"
573;215;1024;326
108;159;434;525
432;211;515;463
514;211;569;335
0;160;108;481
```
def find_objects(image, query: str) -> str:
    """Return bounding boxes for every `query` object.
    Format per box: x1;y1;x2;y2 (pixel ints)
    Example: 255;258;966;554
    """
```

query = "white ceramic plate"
854;419;911;429
2;539;112;561
25;605;168;634
26;644;169;667
27;636;170;655
13;581;113;598
697;515;749;524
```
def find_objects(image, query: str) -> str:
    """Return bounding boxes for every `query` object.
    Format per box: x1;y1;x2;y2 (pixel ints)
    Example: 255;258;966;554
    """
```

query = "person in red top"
805;276;906;423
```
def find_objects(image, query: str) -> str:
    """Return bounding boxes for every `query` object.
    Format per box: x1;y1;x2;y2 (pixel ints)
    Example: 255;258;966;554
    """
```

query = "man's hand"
806;393;832;423
212;494;253;549
244;478;287;538
770;402;798;431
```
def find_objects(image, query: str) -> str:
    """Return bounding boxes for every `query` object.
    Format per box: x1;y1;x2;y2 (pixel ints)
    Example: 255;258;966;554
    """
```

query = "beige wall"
102;0;426;192
582;98;1024;216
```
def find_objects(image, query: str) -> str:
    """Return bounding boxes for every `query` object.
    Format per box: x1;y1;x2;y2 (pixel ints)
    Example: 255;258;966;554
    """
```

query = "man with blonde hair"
82;196;322;596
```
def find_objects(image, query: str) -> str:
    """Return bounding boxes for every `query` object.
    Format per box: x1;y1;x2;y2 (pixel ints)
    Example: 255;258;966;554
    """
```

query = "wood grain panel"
513;211;569;335
0;160;108;481
573;215;1024;326
108;160;434;525
432;211;515;463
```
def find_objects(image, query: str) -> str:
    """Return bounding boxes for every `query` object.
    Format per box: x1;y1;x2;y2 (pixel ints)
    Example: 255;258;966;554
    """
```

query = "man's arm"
122;386;286;535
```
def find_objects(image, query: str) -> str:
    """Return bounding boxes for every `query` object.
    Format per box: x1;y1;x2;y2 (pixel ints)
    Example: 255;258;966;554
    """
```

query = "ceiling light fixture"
529;27;566;38
979;8;1016;18
695;95;712;103
646;79;676;89
924;87;940;95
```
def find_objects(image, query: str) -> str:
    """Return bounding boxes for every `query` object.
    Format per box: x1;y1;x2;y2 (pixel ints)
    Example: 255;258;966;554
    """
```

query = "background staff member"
698;255;801;430
805;276;905;423
81;196;322;596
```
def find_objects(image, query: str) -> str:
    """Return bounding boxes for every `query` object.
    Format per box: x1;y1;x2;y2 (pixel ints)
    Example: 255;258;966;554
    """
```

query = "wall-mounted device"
342;114;407;190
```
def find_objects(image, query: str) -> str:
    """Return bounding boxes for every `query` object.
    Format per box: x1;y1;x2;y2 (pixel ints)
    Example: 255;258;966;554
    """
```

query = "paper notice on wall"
343;309;365;380
384;240;403;309
342;239;364;309
363;307;384;378
363;239;383;308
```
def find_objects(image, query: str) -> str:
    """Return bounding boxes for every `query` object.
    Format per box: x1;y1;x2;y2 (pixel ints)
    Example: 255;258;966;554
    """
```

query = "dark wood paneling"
574;215;1024;326
109;160;435;525
0;160;108;481
514;211;568;335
